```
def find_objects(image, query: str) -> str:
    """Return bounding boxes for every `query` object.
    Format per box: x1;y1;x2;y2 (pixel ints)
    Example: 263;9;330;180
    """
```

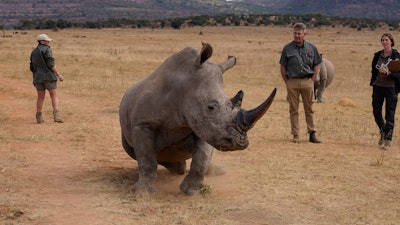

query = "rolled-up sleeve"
43;48;55;68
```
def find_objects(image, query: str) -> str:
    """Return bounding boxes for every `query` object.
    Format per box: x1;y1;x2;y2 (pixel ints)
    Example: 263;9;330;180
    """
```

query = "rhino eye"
208;101;219;111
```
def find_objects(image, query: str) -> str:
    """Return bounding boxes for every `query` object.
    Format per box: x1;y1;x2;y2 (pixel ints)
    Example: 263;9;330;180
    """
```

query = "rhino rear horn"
196;42;213;66
231;90;243;107
240;88;277;131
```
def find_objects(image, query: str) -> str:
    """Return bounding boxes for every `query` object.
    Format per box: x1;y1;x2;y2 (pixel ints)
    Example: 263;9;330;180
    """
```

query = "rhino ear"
196;42;213;66
219;55;236;73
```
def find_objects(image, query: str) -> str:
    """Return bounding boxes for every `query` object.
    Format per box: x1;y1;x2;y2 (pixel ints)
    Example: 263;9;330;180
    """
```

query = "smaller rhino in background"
314;57;335;103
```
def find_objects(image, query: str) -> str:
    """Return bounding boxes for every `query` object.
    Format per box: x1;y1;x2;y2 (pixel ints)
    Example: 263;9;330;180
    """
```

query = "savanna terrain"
1;26;399;225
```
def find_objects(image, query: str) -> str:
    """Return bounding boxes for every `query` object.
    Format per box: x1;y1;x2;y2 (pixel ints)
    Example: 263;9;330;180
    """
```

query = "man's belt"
292;75;312;79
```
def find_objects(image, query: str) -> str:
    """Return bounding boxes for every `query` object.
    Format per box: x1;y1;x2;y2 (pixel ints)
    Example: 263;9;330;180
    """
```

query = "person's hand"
377;63;390;75
58;74;64;82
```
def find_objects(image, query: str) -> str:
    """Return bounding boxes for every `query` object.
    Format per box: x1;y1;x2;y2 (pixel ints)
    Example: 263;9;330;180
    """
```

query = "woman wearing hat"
30;34;64;123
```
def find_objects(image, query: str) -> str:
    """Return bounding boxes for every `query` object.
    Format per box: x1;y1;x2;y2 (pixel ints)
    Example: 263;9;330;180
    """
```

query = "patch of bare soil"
0;76;247;225
0;76;125;224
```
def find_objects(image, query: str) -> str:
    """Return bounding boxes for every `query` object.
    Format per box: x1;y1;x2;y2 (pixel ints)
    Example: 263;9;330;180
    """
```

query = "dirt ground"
1;27;400;225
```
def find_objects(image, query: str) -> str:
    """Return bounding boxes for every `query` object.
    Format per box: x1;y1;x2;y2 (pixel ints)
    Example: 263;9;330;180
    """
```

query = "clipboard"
388;60;400;72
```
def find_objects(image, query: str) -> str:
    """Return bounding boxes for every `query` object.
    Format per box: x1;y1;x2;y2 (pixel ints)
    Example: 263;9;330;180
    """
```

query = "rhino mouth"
217;127;248;151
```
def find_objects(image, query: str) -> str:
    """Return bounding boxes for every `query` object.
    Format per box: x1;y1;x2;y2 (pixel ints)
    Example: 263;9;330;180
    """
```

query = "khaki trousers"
286;78;315;136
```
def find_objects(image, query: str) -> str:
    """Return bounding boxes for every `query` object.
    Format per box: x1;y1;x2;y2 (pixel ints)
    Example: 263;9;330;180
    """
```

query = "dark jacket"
371;49;400;94
30;43;57;84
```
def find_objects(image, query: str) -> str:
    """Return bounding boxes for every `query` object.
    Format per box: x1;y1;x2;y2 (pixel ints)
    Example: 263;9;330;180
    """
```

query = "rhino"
314;57;335;103
119;43;276;195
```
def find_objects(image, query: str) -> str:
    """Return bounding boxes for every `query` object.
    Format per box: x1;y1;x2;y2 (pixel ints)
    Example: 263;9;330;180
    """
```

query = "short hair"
381;33;395;47
293;23;307;33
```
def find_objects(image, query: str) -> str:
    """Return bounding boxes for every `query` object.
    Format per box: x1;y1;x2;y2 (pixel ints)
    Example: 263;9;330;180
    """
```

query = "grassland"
0;26;399;224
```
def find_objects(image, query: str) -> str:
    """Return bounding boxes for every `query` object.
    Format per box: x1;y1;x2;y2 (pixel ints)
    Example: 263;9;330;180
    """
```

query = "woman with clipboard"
370;33;400;150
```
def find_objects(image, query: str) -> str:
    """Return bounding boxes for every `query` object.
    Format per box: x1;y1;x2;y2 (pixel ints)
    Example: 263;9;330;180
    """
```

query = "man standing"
279;23;322;143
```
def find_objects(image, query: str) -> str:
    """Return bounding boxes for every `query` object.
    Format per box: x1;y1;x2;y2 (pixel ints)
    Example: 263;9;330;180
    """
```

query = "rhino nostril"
223;137;233;144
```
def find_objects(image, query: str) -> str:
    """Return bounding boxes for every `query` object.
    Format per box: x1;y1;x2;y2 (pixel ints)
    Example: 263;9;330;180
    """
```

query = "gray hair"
293;23;307;33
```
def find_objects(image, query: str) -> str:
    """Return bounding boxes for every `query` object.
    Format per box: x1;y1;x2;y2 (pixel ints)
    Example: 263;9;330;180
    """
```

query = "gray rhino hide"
119;43;276;195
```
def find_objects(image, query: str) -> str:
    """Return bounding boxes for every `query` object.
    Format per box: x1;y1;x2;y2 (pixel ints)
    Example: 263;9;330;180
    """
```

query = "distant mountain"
271;0;400;20
1;0;399;28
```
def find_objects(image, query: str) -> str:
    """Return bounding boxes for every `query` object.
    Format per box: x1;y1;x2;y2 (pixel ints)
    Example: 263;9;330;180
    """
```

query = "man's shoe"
293;135;300;143
383;140;391;150
309;132;321;144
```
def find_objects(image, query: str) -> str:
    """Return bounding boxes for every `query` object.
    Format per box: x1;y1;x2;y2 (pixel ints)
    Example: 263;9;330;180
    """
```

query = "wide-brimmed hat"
36;34;52;42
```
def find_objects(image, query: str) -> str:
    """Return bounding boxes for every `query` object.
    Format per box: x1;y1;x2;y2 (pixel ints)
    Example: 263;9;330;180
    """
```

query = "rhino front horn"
239;88;277;131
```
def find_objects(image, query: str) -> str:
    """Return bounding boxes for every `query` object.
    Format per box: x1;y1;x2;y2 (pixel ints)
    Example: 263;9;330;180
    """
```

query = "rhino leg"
316;79;327;103
121;133;136;160
129;129;158;194
158;161;186;175
180;141;213;196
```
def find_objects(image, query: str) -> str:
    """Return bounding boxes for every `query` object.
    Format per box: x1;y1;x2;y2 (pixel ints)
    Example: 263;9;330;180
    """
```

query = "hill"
1;0;400;28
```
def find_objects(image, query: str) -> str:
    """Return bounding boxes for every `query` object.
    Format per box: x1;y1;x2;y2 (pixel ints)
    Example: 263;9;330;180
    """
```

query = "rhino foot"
205;162;226;176
180;177;204;196
130;181;157;194
180;183;204;196
317;97;325;103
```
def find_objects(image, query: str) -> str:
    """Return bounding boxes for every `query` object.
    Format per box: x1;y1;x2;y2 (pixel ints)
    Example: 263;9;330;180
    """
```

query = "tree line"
6;14;400;31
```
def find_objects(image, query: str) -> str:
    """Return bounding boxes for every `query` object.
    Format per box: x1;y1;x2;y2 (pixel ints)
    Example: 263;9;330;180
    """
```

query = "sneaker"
383;140;391;150
36;112;44;124
293;135;300;143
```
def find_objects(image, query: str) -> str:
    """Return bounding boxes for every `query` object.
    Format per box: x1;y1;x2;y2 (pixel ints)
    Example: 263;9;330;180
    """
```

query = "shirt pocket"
286;51;300;68
302;49;315;66
305;47;316;65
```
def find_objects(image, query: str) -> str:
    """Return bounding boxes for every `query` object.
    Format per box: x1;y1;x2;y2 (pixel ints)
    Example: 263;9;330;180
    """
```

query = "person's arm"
311;45;322;81
312;64;319;81
44;47;64;82
280;65;288;83
370;52;379;86
279;47;288;84
51;66;64;82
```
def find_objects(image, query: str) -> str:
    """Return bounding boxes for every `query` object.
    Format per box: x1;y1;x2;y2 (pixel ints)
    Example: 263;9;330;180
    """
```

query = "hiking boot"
383;140;391;150
378;130;385;145
293;135;300;143
53;110;63;123
309;132;321;144
36;112;44;124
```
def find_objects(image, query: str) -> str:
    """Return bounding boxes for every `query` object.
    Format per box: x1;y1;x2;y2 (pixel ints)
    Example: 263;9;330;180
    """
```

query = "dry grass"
1;26;400;225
